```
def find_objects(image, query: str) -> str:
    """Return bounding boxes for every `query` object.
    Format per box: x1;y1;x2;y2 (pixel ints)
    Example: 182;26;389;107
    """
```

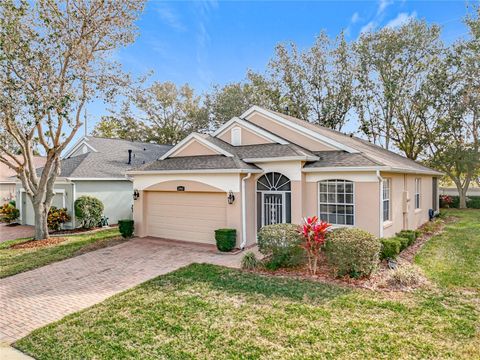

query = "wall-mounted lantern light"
133;189;140;200
227;190;235;204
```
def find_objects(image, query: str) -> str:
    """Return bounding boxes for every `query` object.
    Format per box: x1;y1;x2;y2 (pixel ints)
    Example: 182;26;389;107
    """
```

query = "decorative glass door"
262;193;285;226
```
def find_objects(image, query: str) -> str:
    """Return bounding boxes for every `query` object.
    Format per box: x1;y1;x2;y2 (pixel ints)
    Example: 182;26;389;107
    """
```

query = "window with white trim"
382;178;391;222
319;180;354;225
415;178;421;209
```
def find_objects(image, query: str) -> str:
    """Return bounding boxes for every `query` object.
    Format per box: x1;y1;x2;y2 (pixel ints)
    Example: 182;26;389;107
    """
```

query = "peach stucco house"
128;106;442;248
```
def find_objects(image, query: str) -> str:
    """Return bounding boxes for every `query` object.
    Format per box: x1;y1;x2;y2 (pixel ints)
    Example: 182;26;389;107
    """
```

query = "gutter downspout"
376;170;384;238
240;172;252;249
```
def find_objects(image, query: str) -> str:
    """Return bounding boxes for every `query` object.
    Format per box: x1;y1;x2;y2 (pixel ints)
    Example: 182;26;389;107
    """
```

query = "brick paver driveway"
0;224;34;243
0;237;245;344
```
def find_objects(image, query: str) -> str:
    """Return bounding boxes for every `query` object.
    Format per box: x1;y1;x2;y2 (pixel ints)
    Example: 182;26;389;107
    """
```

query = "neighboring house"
128;106;442;248
440;186;480;197
16;137;171;228
1;156;46;203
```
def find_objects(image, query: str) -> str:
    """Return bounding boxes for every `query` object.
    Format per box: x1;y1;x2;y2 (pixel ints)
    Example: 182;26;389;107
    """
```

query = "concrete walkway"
0;237;246;345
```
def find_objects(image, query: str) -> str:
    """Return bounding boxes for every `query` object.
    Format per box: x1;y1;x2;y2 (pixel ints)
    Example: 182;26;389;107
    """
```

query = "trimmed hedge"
215;228;236;252
441;195;480;209
380;229;421;260
325;227;380;278
118;219;134;238
396;230;419;246
380;238;401;260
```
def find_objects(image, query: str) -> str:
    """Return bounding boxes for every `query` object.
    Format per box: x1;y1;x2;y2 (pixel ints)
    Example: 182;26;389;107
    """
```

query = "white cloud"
385;11;417;29
377;0;393;15
156;3;186;32
351;12;360;24
360;21;377;34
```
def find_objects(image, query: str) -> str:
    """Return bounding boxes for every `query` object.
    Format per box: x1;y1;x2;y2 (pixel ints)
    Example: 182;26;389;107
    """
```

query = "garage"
22;191;65;226
145;191;227;244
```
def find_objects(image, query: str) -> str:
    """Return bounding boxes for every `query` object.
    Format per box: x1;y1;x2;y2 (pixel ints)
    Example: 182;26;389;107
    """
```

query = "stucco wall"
382;173;435;238
0;183;16;202
171;140;218;157
246;112;336;151
218;123;274;146
75;180;133;226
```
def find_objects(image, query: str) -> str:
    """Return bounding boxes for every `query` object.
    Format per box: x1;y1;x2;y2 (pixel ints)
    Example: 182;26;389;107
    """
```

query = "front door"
256;172;291;230
262;192;285;227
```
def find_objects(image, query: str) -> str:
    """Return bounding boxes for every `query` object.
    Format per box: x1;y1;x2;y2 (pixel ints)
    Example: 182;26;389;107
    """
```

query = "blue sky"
82;0;475;139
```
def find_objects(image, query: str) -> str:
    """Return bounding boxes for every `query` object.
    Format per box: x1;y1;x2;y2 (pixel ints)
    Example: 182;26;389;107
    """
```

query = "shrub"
257;223;305;269
439;194;454;208
118;219;134;238
215;229;236;252
385;264;426;288
396;236;410;251
0;203;20;224
380;238;402;260
396;230;419;246
241;252;260;270
74;196;104;229
47;207;71;231
299;216;331;274
439;195;480;209
325;228;380;278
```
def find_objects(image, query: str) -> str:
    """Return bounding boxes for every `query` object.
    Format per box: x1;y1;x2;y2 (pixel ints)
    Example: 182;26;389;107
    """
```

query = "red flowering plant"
439;195;453;208
299;216;332;275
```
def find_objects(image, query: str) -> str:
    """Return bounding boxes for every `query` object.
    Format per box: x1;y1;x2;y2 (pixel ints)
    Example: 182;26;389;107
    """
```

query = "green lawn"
0;228;122;278
15;210;480;359
415;209;480;290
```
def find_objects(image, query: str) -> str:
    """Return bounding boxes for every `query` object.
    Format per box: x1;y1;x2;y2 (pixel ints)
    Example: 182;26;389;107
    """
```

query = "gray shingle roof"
137;155;259;171
304;151;380;168
54;137;172;178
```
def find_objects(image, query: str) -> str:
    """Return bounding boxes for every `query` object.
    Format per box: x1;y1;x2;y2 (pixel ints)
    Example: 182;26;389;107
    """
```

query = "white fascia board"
66;177;131;181
62;136;97;159
302;166;386;173
159;133;234;160
387;167;444;176
241;106;360;154
213;117;288;145
243;156;319;163
126;168;263;175
302;165;443;176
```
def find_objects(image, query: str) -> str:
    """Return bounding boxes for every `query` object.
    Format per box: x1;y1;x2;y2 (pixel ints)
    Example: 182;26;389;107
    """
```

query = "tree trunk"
31;196;51;240
454;182;469;209
458;188;468;209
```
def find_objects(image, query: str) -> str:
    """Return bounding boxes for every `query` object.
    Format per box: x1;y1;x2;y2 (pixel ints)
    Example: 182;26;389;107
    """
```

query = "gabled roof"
243;106;442;175
50;137;172;179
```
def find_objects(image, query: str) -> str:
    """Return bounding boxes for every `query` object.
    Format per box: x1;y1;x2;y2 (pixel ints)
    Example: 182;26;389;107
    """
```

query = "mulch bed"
11;237;68;250
248;218;451;291
50;225;116;236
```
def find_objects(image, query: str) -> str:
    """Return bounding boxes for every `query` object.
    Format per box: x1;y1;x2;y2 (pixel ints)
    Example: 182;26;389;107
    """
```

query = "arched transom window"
256;172;291;191
318;179;354;225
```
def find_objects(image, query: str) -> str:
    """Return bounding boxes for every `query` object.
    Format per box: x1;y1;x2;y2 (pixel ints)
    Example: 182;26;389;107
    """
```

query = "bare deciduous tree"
0;0;145;240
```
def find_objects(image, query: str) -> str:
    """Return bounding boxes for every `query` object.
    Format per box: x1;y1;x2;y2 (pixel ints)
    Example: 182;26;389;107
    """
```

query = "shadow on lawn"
149;263;350;303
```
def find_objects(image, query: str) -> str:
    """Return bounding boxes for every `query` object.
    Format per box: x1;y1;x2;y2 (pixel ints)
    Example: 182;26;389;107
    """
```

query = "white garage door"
145;191;227;244
23;192;65;226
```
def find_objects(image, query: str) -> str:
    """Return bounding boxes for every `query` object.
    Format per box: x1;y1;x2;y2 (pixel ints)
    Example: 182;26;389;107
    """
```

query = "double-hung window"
382;178;391;222
415;178;421;209
319;180;354;225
